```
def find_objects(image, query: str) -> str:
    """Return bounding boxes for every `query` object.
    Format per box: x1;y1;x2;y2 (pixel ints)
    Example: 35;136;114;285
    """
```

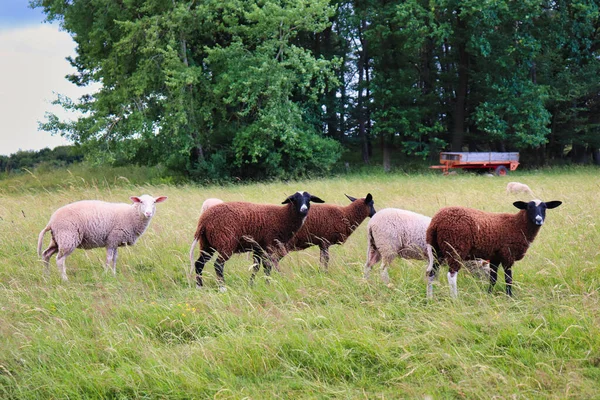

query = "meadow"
0;166;599;399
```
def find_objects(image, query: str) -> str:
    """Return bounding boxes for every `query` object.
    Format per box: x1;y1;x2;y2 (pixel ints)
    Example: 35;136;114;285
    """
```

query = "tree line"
32;0;600;180
0;146;84;174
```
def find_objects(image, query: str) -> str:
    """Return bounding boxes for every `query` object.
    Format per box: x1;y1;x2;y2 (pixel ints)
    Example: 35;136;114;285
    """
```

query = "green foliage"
33;0;340;179
0;146;83;175
31;0;600;173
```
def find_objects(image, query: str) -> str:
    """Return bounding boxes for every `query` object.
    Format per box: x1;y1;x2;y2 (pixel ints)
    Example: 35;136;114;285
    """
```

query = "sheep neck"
517;210;542;243
343;201;368;231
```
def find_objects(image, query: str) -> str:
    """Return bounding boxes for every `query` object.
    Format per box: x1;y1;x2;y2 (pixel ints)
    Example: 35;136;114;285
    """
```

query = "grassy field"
0;166;599;398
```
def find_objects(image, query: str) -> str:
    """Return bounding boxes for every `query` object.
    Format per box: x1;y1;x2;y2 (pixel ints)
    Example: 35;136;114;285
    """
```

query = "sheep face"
513;200;562;226
131;195;168;218
345;193;376;217
282;191;325;217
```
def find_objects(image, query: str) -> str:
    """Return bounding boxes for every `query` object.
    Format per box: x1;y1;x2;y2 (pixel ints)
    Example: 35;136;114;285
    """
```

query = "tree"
33;0;342;179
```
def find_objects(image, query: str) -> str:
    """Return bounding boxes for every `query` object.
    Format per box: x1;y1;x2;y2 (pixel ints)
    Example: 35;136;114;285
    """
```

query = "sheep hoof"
218;286;228;293
195;284;204;290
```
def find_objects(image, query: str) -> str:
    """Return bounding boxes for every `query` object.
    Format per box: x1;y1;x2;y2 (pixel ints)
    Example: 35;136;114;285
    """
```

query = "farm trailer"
430;152;520;175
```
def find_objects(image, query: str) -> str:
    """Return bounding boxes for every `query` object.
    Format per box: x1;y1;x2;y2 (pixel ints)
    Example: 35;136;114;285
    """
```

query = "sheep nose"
300;204;308;213
535;215;543;225
144;211;153;217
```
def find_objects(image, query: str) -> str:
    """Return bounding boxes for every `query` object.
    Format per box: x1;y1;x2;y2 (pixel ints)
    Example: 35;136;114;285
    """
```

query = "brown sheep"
189;191;324;291
272;193;375;270
426;200;562;298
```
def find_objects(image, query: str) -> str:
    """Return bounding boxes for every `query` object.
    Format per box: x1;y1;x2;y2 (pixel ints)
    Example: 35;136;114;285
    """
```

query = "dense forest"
30;0;600;180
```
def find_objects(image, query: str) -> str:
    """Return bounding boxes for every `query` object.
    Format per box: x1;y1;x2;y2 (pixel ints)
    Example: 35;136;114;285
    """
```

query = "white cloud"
0;23;95;156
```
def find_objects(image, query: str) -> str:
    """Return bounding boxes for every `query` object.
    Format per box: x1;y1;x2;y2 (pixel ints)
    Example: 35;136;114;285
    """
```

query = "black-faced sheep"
38;195;168;280
272;193;375;270
189;191;324;291
364;208;490;287
426;199;562;298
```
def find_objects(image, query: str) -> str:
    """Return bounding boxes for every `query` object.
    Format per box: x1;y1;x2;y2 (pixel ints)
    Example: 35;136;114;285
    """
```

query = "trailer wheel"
494;165;508;176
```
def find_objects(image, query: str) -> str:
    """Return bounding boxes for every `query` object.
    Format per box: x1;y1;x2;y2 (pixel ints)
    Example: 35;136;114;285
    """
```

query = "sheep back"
427;206;534;265
47;200;150;250
287;200;369;250
368;208;431;261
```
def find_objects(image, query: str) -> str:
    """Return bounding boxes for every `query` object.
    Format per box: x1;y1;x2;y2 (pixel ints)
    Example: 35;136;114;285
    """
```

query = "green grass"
1;166;599;398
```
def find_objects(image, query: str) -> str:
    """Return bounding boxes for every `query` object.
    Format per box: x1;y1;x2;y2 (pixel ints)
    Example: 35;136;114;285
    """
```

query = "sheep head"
513;200;562;226
282;191;324;217
131;195;168;218
345;193;376;217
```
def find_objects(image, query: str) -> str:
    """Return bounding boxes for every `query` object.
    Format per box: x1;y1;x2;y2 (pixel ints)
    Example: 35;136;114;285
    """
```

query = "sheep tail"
37;226;50;257
189;238;198;275
425;244;435;274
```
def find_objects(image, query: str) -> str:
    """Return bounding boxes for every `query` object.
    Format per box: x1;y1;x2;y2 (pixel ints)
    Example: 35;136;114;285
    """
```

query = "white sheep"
38;195;167;280
506;181;534;197
364;208;431;285
201;198;224;214
365;208;490;287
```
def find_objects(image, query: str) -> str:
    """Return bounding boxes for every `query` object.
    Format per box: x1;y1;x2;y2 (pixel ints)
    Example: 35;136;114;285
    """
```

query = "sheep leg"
105;247;118;275
319;246;330;271
503;264;513;297
41;239;58;276
426;252;440;299
249;250;262;285
447;271;458;298
364;246;381;281
56;247;74;281
488;263;499;293
214;255;227;292
446;259;462;298
380;260;391;286
195;248;215;289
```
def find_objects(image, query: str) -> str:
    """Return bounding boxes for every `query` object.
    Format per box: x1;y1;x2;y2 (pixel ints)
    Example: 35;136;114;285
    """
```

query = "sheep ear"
154;196;168;203
130;196;142;203
365;193;373;203
345;194;357;202
545;201;562;209
282;195;294;205
310;195;325;203
513;201;528;210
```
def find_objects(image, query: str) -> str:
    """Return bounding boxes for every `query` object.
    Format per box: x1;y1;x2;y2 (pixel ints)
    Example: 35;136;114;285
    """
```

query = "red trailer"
430;152;520;175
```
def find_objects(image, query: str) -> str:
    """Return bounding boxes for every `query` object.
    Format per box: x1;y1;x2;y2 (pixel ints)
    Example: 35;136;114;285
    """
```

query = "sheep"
365;208;431;285
506;181;534;197
189;191;324;291
426;199;562;298
200;198;224;214
271;193;375;270
364;208;496;286
365;208;493;287
37;195;168;280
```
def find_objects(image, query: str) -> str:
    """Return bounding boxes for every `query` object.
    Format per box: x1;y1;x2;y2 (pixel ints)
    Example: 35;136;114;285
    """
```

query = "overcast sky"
0;2;92;156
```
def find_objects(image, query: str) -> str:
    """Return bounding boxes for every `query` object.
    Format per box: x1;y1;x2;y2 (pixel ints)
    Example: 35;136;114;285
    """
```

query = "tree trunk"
452;38;468;152
382;136;392;172
358;19;369;164
592;148;600;165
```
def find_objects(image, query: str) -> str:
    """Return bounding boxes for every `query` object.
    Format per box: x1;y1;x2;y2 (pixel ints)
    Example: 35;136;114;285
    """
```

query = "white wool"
364;208;431;284
38;195;167;280
200;198;224;214
506;181;534;197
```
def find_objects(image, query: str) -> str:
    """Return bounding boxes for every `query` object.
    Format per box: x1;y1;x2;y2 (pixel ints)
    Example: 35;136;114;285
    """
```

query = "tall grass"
0;166;599;398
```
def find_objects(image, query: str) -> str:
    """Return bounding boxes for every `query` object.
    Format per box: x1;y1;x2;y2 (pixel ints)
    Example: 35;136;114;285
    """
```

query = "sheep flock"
37;180;561;298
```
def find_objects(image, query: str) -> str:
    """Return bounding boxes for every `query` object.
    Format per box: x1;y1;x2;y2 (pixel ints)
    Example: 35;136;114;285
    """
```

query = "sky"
0;2;93;156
